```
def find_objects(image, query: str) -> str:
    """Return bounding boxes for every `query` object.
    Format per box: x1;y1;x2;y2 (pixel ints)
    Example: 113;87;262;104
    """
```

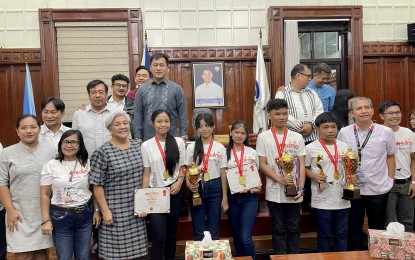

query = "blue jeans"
227;193;258;259
314;208;349;252
190;177;222;240
267;201;301;254
51;201;94;260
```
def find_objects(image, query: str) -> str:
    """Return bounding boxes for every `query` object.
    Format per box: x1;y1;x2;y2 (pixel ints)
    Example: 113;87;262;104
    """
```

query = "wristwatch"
297;186;305;192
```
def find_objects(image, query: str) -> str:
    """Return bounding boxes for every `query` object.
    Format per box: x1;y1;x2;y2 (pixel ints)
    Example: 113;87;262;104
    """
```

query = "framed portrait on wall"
192;62;225;108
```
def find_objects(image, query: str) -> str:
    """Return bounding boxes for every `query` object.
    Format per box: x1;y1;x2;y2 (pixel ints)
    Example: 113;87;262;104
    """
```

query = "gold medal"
238;176;246;186
334;170;340;180
204;172;210;182
163;170;169;180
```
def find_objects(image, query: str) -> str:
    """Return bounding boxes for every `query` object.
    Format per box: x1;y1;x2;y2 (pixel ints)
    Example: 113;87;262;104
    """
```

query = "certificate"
226;163;262;194
134;187;170;215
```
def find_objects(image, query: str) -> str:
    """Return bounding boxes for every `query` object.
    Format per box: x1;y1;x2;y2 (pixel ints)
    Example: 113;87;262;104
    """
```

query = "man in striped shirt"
275;64;324;145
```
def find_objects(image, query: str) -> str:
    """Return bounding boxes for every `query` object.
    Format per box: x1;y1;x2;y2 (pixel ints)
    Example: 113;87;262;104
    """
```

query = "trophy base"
192;197;203;207
318;182;329;190
285;185;298;197
342;188;361;200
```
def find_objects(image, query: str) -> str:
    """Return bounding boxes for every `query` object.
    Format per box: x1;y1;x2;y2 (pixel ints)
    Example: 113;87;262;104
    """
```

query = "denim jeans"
314;208;349;252
267;201;301;254
227;193;258;259
51;201;94;260
190;177;222;240
348;193;389;250
149;188;183;260
386;182;414;232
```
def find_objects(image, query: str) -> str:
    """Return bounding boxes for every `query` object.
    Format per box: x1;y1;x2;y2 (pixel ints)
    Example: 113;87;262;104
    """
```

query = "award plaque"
341;147;361;200
316;154;329;190
186;163;203;206
279;151;297;197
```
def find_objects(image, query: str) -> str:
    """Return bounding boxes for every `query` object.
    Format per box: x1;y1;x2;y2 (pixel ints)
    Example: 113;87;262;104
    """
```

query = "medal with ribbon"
202;139;214;182
232;146;246;186
155;136;169;180
318;138;340;180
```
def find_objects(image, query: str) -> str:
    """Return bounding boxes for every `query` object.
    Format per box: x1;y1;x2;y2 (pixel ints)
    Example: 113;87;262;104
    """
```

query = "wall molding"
0;49;41;64
363;42;415;56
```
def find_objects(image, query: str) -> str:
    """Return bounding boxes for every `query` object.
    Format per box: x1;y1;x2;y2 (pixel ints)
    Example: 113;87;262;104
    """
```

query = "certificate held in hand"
226;163;262;194
134;187;170;215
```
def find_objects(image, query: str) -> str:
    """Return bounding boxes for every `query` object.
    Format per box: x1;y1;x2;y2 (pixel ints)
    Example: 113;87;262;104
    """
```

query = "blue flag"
23;63;36;116
141;41;150;70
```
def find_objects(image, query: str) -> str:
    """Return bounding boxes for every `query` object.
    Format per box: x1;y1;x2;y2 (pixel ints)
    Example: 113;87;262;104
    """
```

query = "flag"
253;36;270;133
23;63;36;116
141;41;150;69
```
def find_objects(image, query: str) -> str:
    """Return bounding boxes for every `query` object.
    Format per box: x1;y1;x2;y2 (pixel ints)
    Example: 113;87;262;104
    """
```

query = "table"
270;250;374;259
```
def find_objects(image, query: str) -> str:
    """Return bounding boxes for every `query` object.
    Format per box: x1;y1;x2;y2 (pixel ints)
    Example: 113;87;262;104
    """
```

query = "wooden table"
270;250;375;259
233;257;253;260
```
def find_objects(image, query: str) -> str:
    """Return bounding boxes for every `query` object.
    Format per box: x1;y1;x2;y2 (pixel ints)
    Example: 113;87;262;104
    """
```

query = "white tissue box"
368;229;415;259
185;240;232;260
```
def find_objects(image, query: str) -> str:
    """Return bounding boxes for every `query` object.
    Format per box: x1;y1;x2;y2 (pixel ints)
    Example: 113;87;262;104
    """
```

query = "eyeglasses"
62;140;80;147
299;72;312;78
382;111;401;116
114;83;128;89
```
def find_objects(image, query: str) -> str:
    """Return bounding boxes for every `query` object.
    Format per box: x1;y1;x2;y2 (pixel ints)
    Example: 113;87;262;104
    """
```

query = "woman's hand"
93;211;101;228
249;186;262;193
102;209;113;226
41;221;53;236
7;209;22;232
221;198;229;214
136;212;147;218
170;178;183;195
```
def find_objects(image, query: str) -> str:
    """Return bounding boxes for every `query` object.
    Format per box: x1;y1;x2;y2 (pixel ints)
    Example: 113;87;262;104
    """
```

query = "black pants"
0;209;5;260
149;188;183;260
348;193;389;250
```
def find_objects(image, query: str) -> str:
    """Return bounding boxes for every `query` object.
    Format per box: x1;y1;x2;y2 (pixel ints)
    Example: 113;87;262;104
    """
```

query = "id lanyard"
353;124;374;161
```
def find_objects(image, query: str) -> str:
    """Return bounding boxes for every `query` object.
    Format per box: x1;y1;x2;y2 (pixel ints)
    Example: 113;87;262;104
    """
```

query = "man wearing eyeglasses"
108;73;134;111
379;101;415;232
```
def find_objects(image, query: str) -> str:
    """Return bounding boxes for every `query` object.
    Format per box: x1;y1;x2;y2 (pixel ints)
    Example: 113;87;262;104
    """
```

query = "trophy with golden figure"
341;147;361;200
316;154;329;190
278;150;298;197
186;163;203;206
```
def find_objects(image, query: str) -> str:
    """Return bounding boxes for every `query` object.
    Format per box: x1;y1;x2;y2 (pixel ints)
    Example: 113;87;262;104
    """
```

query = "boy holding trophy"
257;98;306;254
305;112;350;252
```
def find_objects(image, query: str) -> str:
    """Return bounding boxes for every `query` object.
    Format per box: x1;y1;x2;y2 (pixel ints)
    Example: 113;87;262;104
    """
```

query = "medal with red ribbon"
271;128;288;175
232;146;246;186
202;139;214;182
318;138;340;180
155;136;169;180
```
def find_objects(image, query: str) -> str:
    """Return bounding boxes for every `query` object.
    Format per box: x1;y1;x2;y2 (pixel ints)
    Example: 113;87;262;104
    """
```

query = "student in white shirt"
257;98;305;254
141;109;186;260
305;112;350;252
185;113;227;240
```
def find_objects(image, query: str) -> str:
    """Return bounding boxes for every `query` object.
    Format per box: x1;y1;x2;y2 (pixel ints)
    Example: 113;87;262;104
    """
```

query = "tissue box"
185;240;232;260
368;229;415;259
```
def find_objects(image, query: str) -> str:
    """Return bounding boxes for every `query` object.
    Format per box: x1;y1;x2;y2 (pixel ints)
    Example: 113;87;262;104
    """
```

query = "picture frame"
192;62;226;108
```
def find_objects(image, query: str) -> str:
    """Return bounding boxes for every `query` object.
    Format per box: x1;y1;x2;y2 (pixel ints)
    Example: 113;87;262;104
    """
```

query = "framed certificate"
226;163;262;194
134;187;170;215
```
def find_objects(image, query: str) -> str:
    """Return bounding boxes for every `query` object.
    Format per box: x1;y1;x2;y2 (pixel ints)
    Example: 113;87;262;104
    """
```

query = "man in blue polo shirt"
307;63;336;112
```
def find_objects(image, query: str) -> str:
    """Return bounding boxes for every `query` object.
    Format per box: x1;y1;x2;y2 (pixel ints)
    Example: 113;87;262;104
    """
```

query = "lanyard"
271;128;288;159
232;146;245;177
318;139;339;172
155;136;166;169
203;139;214;173
353;124;374;161
66;160;78;183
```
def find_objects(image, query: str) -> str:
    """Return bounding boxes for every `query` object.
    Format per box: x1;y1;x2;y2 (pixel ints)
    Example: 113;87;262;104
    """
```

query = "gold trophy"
186;163;203;206
316;154;329;190
341;147;361;200
278;150;297;197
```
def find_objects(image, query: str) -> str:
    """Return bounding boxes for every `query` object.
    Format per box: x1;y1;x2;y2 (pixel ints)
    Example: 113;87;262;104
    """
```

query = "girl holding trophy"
141;109;187;260
226;120;261;259
185;113;228;240
305;112;350;252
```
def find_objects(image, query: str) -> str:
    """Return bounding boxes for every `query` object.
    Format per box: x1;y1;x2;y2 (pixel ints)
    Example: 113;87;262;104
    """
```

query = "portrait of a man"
193;62;225;108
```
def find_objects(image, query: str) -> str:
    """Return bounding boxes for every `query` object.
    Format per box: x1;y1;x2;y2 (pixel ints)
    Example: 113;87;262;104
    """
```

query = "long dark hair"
151;109;180;177
193;113;215;165
56;130;88;167
331;89;355;129
226;120;249;162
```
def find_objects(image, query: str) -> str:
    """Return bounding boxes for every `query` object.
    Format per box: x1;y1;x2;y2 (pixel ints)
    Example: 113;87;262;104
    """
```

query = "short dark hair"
16;114;41;129
378;100;401;114
290;64;308;79
111;74;130;85
313;63;332;74
86;79;108;94
315;112;338;127
150;53;169;66
267;98;288;112
135;65;150;74
56;130;89;167
41;97;65;112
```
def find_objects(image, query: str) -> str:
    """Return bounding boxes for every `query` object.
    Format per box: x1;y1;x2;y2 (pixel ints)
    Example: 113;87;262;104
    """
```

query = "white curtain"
284;20;300;86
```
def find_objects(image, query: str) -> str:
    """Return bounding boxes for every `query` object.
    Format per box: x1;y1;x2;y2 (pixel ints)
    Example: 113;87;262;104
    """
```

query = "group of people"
0;55;414;260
